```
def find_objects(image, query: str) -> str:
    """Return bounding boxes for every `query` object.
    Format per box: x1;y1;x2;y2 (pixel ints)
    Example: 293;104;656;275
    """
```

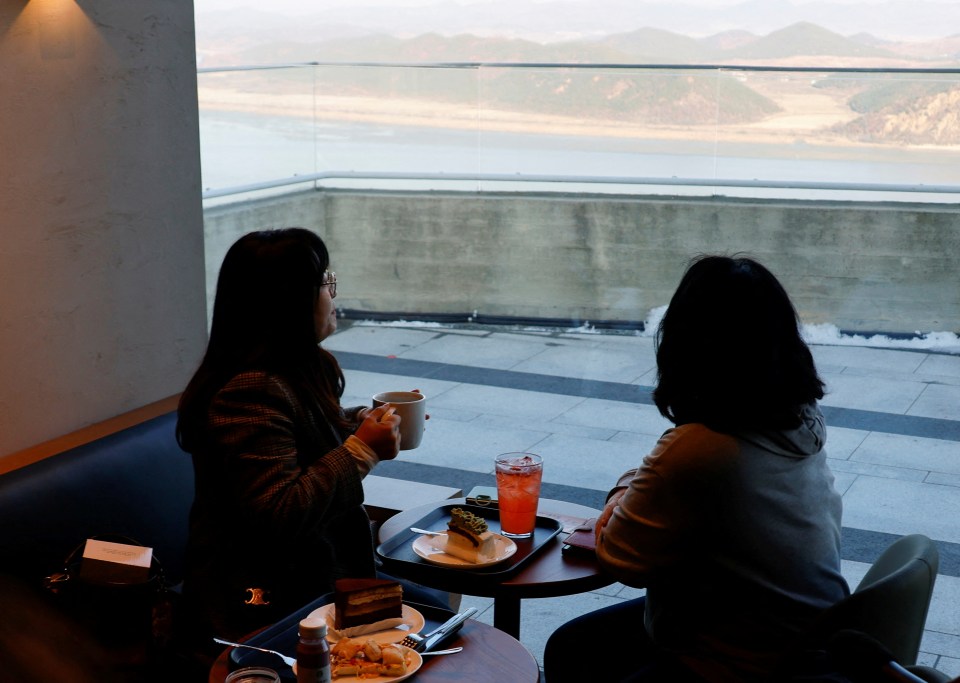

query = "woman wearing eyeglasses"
176;228;430;650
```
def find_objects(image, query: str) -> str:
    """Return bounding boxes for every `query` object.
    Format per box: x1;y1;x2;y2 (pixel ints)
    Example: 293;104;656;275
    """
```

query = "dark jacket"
183;370;374;639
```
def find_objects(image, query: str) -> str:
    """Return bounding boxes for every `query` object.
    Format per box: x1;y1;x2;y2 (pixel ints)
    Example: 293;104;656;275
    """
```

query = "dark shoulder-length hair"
177;228;347;451
652;255;824;432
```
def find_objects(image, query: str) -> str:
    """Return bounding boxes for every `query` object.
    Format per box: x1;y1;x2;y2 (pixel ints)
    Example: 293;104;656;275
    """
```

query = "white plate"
293;645;422;682
412;532;518;568
307;603;425;645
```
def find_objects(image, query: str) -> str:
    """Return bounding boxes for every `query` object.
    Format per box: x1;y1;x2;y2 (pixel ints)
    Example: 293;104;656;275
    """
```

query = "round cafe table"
208;615;539;683
377;497;613;639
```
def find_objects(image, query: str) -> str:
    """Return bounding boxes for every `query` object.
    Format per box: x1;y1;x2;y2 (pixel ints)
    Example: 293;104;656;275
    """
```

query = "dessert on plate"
333;577;403;630
443;507;498;563
330;637;410;678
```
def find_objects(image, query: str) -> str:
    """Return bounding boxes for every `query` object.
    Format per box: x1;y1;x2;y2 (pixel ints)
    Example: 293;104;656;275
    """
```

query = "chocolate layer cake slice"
334;577;403;629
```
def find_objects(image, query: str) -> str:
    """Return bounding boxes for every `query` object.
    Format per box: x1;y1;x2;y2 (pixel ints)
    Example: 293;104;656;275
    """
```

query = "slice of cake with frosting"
334;578;403;629
444;507;497;563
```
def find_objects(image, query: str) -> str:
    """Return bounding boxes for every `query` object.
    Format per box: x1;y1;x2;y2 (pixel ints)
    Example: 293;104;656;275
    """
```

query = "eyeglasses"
321;271;337;299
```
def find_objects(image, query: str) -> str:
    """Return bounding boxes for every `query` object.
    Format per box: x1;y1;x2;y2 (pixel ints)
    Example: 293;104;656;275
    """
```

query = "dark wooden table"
377;497;613;639
208;610;539;683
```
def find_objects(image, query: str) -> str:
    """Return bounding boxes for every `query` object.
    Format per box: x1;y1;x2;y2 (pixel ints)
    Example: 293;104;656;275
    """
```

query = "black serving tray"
228;595;455;680
376;503;563;582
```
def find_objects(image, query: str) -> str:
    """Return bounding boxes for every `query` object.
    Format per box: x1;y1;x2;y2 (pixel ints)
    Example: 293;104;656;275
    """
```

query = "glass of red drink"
494;452;543;538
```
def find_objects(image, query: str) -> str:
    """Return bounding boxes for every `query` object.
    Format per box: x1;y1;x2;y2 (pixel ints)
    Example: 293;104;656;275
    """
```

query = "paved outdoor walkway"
325;320;960;678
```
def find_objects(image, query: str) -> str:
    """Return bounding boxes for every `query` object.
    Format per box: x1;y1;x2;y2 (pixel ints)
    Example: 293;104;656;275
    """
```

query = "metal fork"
213;637;297;668
400;607;478;651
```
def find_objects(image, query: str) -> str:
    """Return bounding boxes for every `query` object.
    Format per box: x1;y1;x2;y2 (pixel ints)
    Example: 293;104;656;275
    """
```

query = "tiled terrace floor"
325;320;960;680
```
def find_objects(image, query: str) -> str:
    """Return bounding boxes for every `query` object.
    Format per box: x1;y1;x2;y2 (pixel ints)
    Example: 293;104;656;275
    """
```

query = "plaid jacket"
183;370;374;638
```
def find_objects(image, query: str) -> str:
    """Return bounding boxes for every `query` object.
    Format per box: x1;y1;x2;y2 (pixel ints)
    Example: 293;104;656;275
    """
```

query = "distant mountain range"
195;4;960;145
197;19;960;68
195;0;960;65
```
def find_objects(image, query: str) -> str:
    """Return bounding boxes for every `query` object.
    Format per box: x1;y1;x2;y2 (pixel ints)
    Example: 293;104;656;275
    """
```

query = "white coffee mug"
371;391;426;450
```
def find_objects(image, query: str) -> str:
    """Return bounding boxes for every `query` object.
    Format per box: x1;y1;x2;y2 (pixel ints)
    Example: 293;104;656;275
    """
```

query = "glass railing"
198;62;960;203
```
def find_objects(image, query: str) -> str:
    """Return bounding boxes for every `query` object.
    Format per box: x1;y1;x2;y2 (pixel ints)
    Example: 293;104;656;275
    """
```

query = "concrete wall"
204;190;960;335
0;0;208;458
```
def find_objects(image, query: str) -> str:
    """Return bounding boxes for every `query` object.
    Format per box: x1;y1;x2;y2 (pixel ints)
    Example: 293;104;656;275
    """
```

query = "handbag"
43;535;177;649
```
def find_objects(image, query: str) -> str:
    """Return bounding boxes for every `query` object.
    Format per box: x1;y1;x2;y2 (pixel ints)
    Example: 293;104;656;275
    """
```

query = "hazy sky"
195;0;955;10
193;0;960;42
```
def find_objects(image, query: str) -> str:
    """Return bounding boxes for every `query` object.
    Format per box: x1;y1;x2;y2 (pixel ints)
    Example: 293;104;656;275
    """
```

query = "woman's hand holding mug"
356;404;401;461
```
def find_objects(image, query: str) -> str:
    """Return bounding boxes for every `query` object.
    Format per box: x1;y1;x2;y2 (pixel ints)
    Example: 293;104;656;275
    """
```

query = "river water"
199;110;960;203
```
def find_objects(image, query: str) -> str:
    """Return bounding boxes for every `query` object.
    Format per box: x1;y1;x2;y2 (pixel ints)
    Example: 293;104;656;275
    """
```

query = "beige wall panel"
0;0;207;458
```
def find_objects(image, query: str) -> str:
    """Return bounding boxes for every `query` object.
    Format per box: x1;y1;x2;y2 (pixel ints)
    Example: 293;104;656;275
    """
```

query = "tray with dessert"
228;583;451;682
376;503;563;579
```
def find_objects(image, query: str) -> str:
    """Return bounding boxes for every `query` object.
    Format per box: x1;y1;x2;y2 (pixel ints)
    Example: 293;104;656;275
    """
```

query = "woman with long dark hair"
177;228;415;643
544;255;849;682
